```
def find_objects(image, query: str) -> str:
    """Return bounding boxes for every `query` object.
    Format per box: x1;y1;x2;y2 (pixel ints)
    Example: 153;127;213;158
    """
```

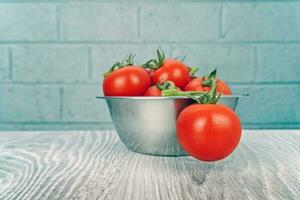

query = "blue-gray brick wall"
0;1;299;130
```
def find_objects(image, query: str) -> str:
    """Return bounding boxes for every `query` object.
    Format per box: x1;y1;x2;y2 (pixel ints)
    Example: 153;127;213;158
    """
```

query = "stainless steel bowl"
97;95;246;156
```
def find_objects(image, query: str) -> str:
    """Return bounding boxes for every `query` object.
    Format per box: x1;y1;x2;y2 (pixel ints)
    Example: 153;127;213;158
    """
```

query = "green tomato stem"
156;80;177;91
103;54;135;77
141;49;165;70
162;89;206;96
188;67;199;76
162;69;221;104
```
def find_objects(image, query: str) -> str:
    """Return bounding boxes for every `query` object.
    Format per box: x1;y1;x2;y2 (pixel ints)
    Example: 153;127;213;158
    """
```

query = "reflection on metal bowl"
97;95;246;156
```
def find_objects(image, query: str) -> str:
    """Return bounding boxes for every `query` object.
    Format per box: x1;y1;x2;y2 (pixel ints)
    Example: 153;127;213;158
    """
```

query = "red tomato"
176;104;241;161
103;66;151;96
184;78;232;95
144;85;162;96
151;59;191;90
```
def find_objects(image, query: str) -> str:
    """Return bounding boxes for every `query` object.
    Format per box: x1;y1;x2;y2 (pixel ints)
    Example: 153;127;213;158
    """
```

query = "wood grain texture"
0;130;299;200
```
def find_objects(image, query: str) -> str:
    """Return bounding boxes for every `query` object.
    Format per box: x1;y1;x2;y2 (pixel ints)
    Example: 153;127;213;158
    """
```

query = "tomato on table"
176;104;241;161
163;71;241;162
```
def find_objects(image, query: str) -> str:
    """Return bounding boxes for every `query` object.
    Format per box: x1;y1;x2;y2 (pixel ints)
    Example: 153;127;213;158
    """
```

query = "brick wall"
0;1;299;130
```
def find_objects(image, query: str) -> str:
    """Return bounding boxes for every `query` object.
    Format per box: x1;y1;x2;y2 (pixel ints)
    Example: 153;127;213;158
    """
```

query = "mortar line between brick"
8;47;13;80
56;6;61;40
0;122;113;125
253;47;258;83
0;82;101;85
137;5;141;39
88;47;92;80
0;82;299;87
0;122;299;126
59;87;64;119
0;1;298;3
1;41;300;45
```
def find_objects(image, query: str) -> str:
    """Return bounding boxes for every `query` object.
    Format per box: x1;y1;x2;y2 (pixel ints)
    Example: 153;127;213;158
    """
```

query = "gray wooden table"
0;130;299;200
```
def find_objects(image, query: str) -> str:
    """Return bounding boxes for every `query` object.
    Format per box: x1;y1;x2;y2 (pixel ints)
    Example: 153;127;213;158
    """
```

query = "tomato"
144;85;162;96
176;104;241;161
184;78;232;95
103;66;151;96
144;80;181;96
151;59;191;90
143;50;193;90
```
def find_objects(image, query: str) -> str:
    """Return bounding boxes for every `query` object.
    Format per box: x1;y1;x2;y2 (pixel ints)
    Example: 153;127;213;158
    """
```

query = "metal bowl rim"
96;94;248;100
